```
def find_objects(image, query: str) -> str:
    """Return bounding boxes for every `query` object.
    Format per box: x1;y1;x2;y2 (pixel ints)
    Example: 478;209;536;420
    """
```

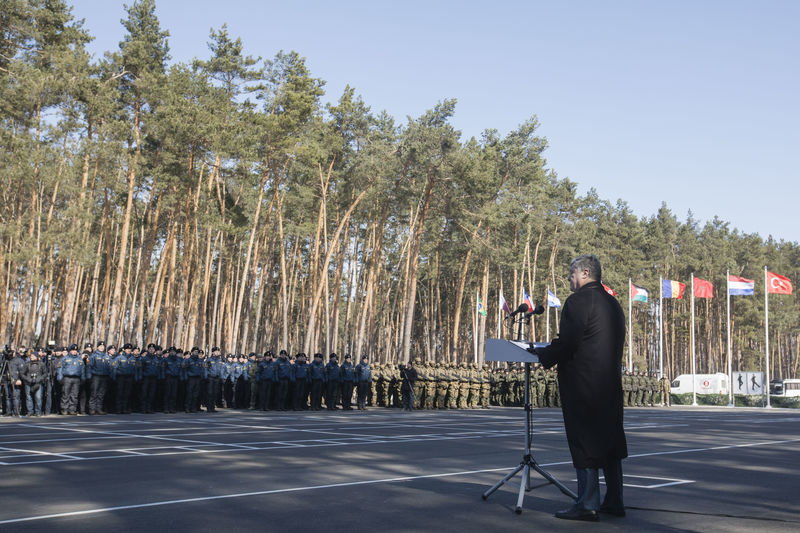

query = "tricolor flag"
523;289;534;312
547;290;561;308
662;279;686;299
766;271;793;295
693;277;714;298
728;275;754;296
477;295;487;317
602;283;616;296
499;291;511;314
631;283;648;302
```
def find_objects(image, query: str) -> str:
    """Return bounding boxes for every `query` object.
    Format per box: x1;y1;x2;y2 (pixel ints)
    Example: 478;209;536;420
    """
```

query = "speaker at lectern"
485;338;548;363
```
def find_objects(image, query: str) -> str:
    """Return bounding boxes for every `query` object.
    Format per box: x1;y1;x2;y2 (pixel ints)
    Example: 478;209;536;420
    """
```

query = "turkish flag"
767;271;793;294
694;277;714;298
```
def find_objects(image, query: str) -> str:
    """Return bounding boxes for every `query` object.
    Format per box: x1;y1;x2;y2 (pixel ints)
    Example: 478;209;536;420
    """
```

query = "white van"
670;373;729;395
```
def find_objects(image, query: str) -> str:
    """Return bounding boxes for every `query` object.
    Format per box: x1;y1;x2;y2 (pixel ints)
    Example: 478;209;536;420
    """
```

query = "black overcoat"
535;281;628;469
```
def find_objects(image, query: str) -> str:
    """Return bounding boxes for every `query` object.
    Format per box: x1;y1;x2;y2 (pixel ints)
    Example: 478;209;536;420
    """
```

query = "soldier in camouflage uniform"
533;363;546;408
411;358;425;409
368;363;379;406
374;364;386;407
466;363;479;408
432;363;445;409
497;366;509;406
456;363;469;408
621;370;631;407
479;364;490;408
553;367;561;407
647;372;657;406
545;367;557;407
421;361;435;410
660;373;671;406
445;363;458;409
634;371;645;406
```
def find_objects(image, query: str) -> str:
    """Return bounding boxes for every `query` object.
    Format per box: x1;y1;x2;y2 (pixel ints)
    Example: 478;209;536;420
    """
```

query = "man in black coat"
533;254;627;521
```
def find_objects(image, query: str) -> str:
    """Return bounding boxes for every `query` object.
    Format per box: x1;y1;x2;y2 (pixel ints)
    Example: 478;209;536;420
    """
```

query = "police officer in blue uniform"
58;344;86;415
325;353;340;410
88;341;112;415
355;355;372;411
205;347;226;412
339;354;356;410
162;347;183;413
292;353;310;410
275;350;292;411
138;344;161;413
309;353;326;411
112;344;137;414
257;351;276;410
183;348;206;412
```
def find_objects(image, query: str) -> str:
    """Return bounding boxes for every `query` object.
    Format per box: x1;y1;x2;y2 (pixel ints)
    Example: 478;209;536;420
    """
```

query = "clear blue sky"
70;0;800;244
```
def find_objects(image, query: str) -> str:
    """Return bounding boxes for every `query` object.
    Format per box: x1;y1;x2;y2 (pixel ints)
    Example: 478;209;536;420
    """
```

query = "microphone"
507;303;529;318
526;304;545;317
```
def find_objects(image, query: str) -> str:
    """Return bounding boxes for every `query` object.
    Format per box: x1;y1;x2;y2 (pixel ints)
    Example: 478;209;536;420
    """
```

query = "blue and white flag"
547;290;561;308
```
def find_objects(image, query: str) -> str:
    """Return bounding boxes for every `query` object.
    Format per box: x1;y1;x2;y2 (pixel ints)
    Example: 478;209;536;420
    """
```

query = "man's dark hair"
570;254;602;282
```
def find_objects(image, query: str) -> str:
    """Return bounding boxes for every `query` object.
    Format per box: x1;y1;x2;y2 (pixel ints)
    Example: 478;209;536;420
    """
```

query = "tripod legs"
483;456;577;514
482;463;524;501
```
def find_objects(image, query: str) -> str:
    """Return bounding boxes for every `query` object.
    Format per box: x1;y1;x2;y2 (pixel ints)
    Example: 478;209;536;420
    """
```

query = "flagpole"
474;290;479;364
727;270;733;407
764;266;771;408
628;278;633;371
691;273;697;406
660;276;665;377
546;285;550;342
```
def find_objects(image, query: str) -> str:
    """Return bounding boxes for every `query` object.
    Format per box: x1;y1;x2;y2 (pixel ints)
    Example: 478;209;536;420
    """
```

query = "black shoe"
555;506;599;522
599;505;626;517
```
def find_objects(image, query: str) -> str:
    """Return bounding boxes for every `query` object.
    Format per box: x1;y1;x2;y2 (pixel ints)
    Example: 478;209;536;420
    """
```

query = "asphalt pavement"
1;405;799;532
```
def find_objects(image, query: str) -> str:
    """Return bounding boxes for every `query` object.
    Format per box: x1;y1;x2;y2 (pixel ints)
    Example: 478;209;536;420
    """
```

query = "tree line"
2;0;798;380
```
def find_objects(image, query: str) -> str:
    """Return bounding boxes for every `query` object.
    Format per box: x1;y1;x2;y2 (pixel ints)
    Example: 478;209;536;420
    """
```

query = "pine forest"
2;0;798;381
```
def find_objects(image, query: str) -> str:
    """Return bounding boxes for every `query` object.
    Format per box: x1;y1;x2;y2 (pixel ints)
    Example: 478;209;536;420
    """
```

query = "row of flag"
479;272;793;318
626;272;793;303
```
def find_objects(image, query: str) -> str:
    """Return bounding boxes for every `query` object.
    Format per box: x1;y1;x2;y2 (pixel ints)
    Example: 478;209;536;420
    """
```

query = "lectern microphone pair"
482;338;577;514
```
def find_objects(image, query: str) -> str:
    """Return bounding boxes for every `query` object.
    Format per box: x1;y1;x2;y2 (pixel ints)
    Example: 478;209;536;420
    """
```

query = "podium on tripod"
482;338;577;514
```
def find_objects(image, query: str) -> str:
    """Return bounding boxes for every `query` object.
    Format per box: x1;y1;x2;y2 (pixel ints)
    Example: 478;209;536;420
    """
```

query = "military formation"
1;342;672;417
622;370;671;407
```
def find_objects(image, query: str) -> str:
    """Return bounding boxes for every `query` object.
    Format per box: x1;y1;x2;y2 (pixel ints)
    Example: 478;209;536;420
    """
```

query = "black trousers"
89;375;109;413
310;379;323;410
276;379;289;410
341;381;354;409
326;380;339;409
115;375;134;413
357;381;370;409
140;376;157;413
164;376;179;412
258;380;273;410
60;376;81;413
206;377;220;411
293;379;308;410
185;376;201;412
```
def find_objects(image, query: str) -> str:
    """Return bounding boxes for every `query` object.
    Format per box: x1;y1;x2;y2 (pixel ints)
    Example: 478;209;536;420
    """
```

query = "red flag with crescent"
767;271;793;295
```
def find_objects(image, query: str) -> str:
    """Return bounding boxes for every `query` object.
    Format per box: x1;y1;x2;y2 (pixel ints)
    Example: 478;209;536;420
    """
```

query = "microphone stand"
482;311;576;514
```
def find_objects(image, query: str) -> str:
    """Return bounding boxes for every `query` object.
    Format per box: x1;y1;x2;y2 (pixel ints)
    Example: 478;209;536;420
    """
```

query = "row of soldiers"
1;342;672;417
622;370;673;407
